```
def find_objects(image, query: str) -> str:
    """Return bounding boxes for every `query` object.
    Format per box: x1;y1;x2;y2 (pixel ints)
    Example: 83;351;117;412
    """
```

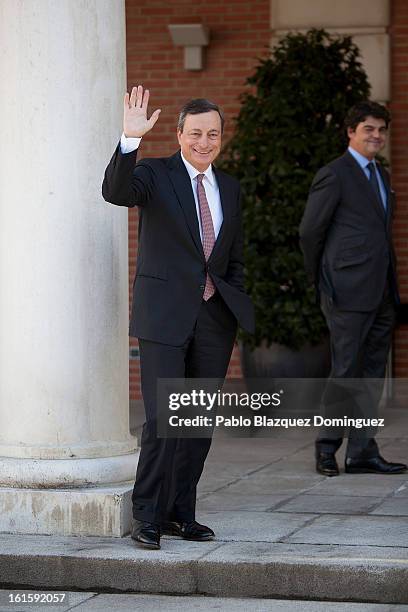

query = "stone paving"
0;404;407;606
0;591;407;611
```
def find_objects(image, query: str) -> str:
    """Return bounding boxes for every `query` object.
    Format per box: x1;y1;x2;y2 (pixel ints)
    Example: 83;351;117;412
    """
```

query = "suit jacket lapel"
377;163;393;229
344;151;387;223
210;167;232;260
167;151;205;259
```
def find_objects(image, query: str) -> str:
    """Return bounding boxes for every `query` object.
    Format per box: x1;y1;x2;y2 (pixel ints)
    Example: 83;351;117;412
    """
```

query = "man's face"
347;116;387;160
177;110;222;172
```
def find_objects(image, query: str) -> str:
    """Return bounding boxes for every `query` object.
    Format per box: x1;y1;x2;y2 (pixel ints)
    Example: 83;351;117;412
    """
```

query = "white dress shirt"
120;134;223;240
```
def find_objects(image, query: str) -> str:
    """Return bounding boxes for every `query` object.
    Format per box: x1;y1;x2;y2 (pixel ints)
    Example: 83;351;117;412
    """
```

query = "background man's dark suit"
102;130;254;529
301;151;397;313
300;147;401;468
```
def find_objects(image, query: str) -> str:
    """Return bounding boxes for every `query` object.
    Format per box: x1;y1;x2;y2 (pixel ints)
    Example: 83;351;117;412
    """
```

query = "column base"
0;450;139;488
0;483;136;537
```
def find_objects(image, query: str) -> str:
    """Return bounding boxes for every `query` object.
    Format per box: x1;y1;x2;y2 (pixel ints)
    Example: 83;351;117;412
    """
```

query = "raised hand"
123;85;161;138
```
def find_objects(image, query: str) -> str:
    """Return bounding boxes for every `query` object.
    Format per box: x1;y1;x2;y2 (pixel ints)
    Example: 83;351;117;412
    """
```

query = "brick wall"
125;0;271;399
390;0;408;388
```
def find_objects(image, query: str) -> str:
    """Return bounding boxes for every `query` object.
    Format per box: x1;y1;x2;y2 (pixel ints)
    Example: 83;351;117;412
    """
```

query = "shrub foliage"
221;29;371;349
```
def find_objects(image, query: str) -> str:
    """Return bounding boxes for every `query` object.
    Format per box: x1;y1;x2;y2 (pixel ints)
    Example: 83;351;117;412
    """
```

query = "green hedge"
221;29;371;349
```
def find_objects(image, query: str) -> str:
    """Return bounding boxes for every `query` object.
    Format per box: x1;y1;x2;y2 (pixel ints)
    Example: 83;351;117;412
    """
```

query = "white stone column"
0;0;138;536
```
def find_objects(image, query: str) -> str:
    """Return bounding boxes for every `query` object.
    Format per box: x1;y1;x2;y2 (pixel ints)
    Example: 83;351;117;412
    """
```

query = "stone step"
0;533;407;605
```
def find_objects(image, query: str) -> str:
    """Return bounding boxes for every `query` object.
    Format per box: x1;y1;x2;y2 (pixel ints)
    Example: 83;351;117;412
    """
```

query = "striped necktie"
196;174;216;301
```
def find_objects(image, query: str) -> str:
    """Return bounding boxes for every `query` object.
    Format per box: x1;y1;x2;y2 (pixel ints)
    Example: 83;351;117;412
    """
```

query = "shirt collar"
348;146;376;170
180;151;216;187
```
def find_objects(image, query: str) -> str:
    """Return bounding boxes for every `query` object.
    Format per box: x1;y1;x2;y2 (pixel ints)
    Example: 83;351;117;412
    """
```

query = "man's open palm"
123;85;161;138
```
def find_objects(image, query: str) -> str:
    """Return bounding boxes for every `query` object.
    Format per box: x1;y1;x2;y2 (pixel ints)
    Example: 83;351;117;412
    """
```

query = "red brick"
124;0;270;399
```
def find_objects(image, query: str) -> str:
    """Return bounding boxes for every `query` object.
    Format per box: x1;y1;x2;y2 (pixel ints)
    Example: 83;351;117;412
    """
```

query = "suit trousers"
316;287;395;458
132;292;237;524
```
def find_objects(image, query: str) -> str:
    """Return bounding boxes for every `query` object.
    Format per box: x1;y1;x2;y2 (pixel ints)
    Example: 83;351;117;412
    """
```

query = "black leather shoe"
131;520;160;549
345;455;408;474
162;520;215;541
316;452;339;477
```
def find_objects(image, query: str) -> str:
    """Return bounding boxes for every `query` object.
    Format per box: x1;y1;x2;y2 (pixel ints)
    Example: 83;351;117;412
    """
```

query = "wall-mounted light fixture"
168;24;210;71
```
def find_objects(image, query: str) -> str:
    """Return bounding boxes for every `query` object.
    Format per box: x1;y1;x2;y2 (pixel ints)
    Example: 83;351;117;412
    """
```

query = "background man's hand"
123;85;161;138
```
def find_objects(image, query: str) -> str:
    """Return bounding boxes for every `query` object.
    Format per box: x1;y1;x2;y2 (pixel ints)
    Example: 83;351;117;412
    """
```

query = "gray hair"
177;98;225;133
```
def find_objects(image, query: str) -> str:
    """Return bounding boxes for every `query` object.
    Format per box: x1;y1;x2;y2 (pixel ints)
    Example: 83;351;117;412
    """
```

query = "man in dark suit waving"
102;86;254;548
300;101;407;477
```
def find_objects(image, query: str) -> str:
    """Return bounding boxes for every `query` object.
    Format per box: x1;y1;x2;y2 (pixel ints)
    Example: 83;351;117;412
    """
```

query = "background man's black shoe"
162;520;215;540
131;520;160;549
345;455;408;474
316;452;339;476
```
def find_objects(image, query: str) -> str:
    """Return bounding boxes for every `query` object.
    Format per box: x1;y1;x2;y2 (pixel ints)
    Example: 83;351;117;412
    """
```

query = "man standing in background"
300;100;407;477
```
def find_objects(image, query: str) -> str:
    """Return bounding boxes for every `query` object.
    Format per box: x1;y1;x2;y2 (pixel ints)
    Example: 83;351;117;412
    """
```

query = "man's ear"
347;127;355;139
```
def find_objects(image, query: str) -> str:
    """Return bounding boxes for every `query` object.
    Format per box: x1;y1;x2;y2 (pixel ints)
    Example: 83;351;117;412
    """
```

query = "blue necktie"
367;161;386;211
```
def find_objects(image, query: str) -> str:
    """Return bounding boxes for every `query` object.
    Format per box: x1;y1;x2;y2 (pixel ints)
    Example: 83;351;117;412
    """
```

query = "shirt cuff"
120;133;142;154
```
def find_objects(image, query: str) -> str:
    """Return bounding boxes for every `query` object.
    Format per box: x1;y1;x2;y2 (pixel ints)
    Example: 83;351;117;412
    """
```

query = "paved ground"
0;591;407;611
0;403;407;608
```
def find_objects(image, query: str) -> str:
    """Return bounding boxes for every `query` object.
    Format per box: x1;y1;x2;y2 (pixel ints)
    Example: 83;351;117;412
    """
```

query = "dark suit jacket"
102;144;254;345
299;150;399;311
